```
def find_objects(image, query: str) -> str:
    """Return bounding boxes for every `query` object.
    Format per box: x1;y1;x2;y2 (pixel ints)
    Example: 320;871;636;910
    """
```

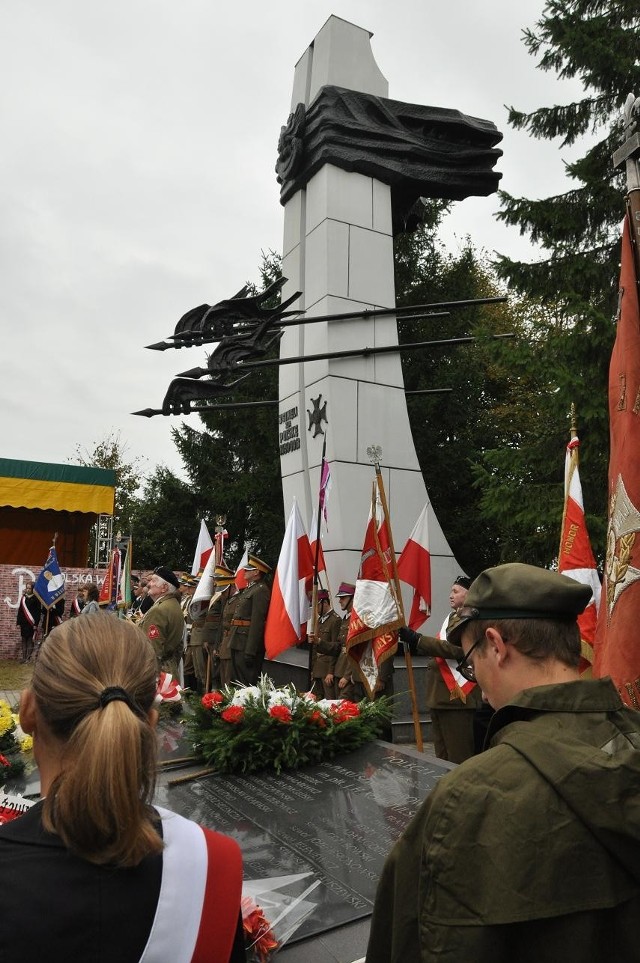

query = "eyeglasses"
455;636;484;683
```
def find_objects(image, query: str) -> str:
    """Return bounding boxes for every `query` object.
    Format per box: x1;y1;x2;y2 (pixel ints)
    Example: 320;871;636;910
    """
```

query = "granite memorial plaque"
157;741;453;945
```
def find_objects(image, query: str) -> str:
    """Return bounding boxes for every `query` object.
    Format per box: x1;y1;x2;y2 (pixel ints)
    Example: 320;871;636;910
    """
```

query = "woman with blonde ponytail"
0;614;246;963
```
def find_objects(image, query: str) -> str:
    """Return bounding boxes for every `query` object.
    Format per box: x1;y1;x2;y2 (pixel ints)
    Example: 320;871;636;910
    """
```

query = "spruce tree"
486;0;640;564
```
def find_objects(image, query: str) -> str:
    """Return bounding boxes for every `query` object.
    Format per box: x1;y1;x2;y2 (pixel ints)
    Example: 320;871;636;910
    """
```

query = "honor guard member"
228;554;271;686
186;579;211;694
140;567;185;678
399;575;483;764
202;564;236;690
16;581;42;663
333;582;364;700
218;574;240;687
367;563;640;963
309;589;342;699
179;574;198;690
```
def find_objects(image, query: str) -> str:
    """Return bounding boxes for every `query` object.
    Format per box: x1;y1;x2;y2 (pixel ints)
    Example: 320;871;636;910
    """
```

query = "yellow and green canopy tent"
0;458;115;566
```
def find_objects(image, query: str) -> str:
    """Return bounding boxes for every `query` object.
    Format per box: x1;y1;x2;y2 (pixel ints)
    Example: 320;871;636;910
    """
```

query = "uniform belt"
205;614;222;624
231;618;251;627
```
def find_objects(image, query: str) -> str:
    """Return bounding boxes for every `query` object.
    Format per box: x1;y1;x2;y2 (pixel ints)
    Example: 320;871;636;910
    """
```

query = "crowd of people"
7;555;640;961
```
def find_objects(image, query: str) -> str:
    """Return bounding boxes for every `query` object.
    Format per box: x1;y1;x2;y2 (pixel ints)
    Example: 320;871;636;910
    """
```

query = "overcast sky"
1;0;589;484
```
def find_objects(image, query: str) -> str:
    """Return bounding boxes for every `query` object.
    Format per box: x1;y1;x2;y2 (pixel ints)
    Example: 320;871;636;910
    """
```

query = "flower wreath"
188;675;391;775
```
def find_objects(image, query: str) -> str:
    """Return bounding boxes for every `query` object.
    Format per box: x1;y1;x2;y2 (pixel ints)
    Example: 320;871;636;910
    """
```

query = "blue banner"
33;546;66;610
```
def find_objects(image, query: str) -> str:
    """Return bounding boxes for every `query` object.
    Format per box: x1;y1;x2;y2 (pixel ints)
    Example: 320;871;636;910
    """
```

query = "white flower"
230;685;262;706
266;692;290;708
315;699;340;713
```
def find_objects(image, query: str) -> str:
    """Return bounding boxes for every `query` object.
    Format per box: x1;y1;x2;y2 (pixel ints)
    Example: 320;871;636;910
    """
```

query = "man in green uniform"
399;575;483;763
228;554;271;686
201;564;236;689
366;563;640;963
140;566;185;679
333;582;363;700
309;589;342;698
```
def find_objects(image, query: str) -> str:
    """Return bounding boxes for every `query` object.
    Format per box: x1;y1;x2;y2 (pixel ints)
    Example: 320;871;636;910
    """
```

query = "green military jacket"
227;580;270;659
218;591;239;660
140;591;185;675
333;616;352;679
366;678;640;963
311;610;342;678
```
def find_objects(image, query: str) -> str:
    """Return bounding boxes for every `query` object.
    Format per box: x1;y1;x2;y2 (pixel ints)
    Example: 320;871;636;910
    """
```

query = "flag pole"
368;448;424;752
308;438;327;691
559;403;578;562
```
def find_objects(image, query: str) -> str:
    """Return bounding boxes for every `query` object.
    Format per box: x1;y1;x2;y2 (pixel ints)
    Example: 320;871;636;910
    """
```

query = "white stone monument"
279;16;464;628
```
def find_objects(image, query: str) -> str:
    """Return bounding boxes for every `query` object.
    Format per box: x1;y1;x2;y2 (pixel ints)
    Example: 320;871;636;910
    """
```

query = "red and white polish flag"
191;519;214;577
234;547;250;590
559;436;600;666
397;503;432;630
265;500;315;658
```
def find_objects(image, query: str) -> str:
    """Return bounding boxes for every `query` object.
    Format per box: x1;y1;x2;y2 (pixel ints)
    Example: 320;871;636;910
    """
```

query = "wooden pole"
373;462;424;752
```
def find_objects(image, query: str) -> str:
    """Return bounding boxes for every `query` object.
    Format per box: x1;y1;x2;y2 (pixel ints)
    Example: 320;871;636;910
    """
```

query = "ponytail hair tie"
99;686;135;711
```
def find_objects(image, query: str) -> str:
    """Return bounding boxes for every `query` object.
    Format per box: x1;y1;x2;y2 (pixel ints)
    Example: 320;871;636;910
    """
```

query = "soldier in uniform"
366;563;640;963
333;582;364;701
16;581;41;663
399;575;483;764
201;564;236;690
139;566;185;678
218;578;240;687
179;575;197;690
227;554;271;686
309;589;341;698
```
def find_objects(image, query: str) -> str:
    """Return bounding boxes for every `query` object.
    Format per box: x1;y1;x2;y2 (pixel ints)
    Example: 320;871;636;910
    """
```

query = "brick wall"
0;563;145;658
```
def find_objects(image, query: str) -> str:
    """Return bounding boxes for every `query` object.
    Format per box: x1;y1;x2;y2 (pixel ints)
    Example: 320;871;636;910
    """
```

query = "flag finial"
367;444;383;469
569;402;577;438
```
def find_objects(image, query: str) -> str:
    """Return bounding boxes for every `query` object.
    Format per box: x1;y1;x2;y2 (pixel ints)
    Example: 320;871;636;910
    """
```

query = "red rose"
269;704;292;724
332;700;360;718
201;691;224;710
330;700;360;724
309;710;326;728
221;705;245;724
0;754;9;768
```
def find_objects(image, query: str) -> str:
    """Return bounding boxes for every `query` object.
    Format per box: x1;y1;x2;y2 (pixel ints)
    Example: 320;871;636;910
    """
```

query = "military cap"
214;564;236;586
178;572;198;586
448;562;592;643
453;575;471;590
336;582;356;598
317;589;330;602
153;566;180;589
244;554;271;575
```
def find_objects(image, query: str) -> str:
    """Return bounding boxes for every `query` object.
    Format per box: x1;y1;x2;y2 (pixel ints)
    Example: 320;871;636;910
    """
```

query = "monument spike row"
134;15;504;628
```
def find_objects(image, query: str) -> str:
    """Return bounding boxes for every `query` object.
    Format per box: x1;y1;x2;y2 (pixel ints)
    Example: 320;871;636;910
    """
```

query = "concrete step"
391;714;432;745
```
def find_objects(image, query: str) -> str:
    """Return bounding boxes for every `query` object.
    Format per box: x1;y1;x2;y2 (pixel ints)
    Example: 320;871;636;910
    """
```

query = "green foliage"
489;0;639;564
187;676;391;775
129;466;201;570
395;215;529;572
70;430;146;535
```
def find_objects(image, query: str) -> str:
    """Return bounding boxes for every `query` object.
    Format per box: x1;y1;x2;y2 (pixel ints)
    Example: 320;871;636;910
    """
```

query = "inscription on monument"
279;405;301;455
160;742;452;943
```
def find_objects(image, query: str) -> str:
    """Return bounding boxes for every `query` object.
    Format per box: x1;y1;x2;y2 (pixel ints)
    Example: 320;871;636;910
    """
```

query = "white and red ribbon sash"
139;808;241;963
435;614;476;701
19;595;37;627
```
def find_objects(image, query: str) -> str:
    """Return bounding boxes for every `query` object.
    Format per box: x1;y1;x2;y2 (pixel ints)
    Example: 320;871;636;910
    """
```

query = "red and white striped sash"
140;807;242;963
435;614;476;701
